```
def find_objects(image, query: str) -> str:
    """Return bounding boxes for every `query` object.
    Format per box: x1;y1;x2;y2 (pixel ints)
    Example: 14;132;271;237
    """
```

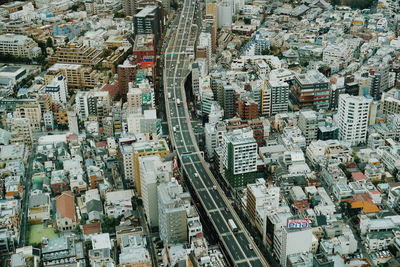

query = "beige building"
382;88;400;114
120;139;170;196
48;43;103;66
10;118;33;146
14;104;42;131
46;63;109;89
127;86;142;108
0;34;40;58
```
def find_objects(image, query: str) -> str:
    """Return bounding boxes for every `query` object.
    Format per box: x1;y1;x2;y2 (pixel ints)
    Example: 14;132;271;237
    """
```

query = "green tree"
261;48;270;55
114;12;126;18
46;37;53;48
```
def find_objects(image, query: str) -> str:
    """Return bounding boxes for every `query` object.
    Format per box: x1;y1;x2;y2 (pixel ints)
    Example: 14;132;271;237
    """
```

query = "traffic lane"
222;234;245;261
193;162;214;187
220;210;234;223
209;211;229;234
236;232;257;258
208;189;226;209
183;164;204;189
197;190;216;210
250;260;264;267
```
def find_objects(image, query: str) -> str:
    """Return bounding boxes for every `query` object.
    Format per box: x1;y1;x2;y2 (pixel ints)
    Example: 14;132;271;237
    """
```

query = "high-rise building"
10;118;32;146
217;84;235;119
122;0;136;16
117;60;136;100
246;179;280;224
217;0;233;28
120;139;170;193
196;32;212;68
221;128;257;188
204;121;226;160
290;70;330;110
338;94;372;145
273;226;313;267
158;179;190;245
236;97;258;120
126;85;142;108
45;76;68;105
46;64;108;89
298;110;318;145
368;64;390;100
75;90;111;120
139;154;172;228
133;6;161;40
75;91;89;119
263;80;289;116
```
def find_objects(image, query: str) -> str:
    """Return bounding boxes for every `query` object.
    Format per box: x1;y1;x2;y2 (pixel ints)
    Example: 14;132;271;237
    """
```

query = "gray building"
158;180;190;244
298;110;318;145
133;6;161;40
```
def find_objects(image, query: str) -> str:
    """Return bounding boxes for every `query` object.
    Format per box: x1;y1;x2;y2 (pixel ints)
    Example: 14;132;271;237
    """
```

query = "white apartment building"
221;128;258;187
338;94;372;145
204;121;226;160
0;34;40;58
263;79;289;116
139;154;172;228
120;144;135;188
45;76;68;104
158;179;191;245
75;91;89;119
323;43;353;69
246;178;280;231
273;226;312;267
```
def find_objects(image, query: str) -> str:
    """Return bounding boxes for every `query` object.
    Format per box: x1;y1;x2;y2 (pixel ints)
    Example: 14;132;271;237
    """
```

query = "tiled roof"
56;191;77;222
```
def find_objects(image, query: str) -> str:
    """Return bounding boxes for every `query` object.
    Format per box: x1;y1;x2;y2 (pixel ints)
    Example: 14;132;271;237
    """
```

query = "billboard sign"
287;219;311;229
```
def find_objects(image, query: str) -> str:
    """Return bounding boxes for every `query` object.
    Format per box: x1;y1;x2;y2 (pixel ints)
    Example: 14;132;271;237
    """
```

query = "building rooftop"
135;5;158;17
296;70;328;85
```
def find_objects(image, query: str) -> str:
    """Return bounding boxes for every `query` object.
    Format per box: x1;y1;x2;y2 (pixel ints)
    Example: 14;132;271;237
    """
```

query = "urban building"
0;34;40;58
221;128;257;188
236;97;258;120
158;179;190;245
338;94;372;145
118;59;136;99
120;139;170;193
122;0;136;16
133;6;161;40
9;118;32;146
263;79;289;116
48;44;103;66
290;70;330;110
246;178;280;228
298;110;318;145
139;154;172;228
44;75;68;104
55;191;78;232
14;104;42;131
46;63;108;89
273;226;313;267
382;88;400;114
